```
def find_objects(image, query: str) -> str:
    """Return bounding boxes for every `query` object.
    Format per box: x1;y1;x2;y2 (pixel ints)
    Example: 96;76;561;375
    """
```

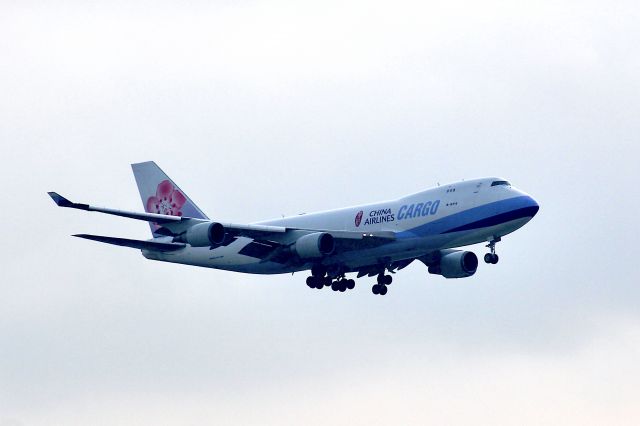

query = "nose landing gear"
484;237;501;264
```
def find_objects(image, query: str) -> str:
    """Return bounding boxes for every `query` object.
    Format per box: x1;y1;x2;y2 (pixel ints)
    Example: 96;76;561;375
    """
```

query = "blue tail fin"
131;161;209;237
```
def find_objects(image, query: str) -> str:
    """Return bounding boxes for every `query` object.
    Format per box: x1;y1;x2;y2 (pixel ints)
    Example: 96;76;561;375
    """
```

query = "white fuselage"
142;177;539;274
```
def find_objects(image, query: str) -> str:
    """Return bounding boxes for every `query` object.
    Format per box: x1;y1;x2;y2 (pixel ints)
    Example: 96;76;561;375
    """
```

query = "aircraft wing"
48;192;394;241
48;192;198;224
74;234;186;251
48;192;395;259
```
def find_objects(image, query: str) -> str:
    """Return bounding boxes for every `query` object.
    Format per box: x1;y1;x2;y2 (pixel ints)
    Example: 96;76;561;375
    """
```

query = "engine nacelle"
183;222;226;247
293;232;335;258
428;250;478;278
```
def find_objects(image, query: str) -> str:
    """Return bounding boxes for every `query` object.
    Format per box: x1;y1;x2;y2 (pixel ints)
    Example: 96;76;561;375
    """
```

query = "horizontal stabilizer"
73;234;186;251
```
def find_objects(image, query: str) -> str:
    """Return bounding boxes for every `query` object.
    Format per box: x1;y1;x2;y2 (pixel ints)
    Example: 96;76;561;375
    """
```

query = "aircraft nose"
526;196;540;217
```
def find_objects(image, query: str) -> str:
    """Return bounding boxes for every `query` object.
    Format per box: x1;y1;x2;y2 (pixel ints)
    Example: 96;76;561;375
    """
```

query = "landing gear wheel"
323;276;333;287
484;253;493;264
374;270;392;295
484;253;499;264
346;279;355;290
331;281;339;291
306;276;315;288
338;281;347;292
372;284;388;295
377;274;393;285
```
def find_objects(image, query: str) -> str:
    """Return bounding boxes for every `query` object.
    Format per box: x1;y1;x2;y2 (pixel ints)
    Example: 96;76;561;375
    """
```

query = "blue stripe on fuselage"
396;196;538;238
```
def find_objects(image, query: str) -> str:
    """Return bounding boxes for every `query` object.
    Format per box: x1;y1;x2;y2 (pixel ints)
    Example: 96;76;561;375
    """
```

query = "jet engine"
428;250;478;278
293;232;335;258
182;222;226;247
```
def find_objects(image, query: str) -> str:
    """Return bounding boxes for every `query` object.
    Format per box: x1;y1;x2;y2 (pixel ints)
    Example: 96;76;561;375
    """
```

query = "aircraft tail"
131;161;209;237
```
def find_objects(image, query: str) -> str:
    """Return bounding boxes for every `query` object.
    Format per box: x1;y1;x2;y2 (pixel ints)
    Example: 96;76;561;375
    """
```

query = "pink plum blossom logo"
355;210;363;227
146;180;187;217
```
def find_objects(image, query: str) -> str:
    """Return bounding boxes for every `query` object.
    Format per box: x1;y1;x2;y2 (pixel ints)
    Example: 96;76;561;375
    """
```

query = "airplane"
48;161;539;295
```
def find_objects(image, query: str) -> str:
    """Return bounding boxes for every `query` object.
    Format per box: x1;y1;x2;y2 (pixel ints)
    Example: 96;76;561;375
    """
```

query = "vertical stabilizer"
131;161;209;236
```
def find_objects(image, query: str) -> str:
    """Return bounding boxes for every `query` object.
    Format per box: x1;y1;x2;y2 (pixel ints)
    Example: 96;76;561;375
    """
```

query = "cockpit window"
491;180;510;187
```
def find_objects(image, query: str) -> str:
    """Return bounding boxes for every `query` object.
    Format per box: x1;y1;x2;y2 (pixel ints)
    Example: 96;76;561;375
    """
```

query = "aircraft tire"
384;275;392;285
346;279;355;290
379;285;388;295
372;285;380;295
492;254;499;264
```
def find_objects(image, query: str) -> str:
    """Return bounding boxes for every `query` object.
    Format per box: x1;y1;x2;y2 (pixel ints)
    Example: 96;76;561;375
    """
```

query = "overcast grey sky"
1;0;639;424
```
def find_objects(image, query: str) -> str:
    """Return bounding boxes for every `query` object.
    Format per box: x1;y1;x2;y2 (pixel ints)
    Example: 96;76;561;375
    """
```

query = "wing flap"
222;223;287;239
229;226;396;244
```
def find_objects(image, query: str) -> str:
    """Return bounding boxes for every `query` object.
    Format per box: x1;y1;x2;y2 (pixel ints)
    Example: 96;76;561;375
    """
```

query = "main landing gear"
306;265;355;292
305;275;329;289
331;278;356;292
484;237;501;264
372;273;392;296
305;265;393;296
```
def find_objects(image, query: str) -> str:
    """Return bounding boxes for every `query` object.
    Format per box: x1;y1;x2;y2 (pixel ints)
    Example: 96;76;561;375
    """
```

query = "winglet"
48;192;73;207
47;192;89;210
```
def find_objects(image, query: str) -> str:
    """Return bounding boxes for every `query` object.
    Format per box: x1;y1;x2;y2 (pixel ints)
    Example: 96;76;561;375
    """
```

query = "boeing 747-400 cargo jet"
49;161;539;295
